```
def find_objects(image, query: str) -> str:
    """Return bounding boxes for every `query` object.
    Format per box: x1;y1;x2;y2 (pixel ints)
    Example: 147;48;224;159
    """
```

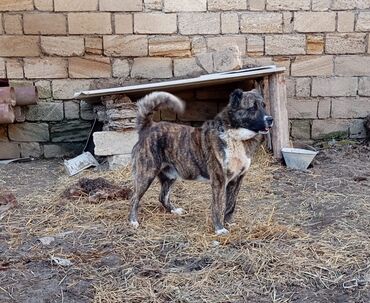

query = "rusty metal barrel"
14;86;38;106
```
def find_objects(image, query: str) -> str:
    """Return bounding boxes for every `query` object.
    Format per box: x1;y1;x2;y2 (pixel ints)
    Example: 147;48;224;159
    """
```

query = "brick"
0;0;33;11
131;57;172;79
331;0;370;10
337;12;354;32
149;36;191;57
0;36;40;57
81;101;95;120
191;36;207;55
335;56;370;76
144;0;162;10
115;14;133;34
356;12;370;31
288;100;318;119
265;35;305;55
240;13;282;33
332;98;370;118
179;13;220;35
64;101;80;119
14;106;25;122
285;77;295;97
318;99;331;118
85;37;103;55
6;59;23;79
34;0;53;11
26;102;64;121
68;13;112;34
249;0;265;10
9;80;34;87
213;46;242;72
4;14;22;34
164;0;206;11
54;0;98;11
283;12;293;33
108;154;131;169
350;119;366;139
44;143;84;158
291;56;333;76
291;120;311;140
312;119;350;140
207;36;246;55
208;0;246;10
312;77;357;97
100;0;143;11
174;58;203;77
8;123;49;142
52;79;91;99
134;13;176;34
24;58;67;79
94;130;138;155
312;0;331;11
69;56;111;79
247;35;264;54
0;143;20;159
35;80;51;99
359;78;370;96
20;143;42;158
24;13;67;35
243;56;274;67
196;53;214;73
221;13;239;34
326;33;366;54
112;59;130;78
294;12;335;32
178;101;218;121
296;78;311;97
41;36;85;57
104;35;147;57
267;0;310;10
307;35;324;54
50;120;92;143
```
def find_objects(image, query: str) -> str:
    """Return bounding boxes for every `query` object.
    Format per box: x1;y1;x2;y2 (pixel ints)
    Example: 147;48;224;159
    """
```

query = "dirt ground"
0;143;369;303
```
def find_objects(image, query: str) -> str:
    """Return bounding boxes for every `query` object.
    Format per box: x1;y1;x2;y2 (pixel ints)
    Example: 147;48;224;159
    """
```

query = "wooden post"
268;72;290;159
262;76;272;151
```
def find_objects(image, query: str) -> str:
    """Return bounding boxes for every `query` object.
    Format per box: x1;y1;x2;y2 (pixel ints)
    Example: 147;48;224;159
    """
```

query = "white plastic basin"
281;148;318;171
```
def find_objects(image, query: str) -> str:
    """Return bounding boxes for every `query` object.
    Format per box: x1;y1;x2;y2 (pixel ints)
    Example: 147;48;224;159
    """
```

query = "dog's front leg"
224;174;244;225
211;174;229;235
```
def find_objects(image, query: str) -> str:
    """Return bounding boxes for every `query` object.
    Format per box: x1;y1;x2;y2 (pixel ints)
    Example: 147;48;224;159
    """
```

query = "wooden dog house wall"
75;66;289;159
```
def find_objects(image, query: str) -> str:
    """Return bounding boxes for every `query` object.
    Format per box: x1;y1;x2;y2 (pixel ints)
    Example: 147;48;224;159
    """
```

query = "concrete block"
94;130;138;156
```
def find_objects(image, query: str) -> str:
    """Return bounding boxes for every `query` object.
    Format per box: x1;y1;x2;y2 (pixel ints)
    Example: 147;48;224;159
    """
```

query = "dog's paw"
129;220;139;228
171;208;185;215
215;228;229;236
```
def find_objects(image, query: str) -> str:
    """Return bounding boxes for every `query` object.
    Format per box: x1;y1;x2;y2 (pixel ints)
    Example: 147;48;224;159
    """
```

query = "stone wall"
0;0;369;158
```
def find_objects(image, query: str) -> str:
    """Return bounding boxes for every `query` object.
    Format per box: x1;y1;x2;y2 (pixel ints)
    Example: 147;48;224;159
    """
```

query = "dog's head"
227;88;273;134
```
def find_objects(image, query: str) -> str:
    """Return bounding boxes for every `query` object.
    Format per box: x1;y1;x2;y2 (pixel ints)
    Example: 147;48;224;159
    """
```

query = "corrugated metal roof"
74;65;285;100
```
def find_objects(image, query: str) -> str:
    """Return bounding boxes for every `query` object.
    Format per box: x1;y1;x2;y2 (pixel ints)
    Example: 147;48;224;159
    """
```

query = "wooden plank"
262;76;272;150
268;73;290;159
74;66;286;100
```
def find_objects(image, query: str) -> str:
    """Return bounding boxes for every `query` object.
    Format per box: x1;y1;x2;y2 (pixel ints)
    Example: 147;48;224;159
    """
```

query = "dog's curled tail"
136;92;185;130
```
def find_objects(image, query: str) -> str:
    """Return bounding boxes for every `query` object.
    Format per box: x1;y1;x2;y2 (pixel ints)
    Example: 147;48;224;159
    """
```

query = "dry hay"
1;145;370;302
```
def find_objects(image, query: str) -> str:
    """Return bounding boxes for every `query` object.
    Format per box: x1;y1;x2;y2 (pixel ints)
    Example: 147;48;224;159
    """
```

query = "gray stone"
295;78;311;97
108;154;132;169
112;59;130;78
80;101;96;120
325;33;366;54
44;143;84;158
213;46;242;72
64;101;80;119
8;123;49;142
335;56;370;76
50;120;92;143
94;130;138;156
359;77;370;96
312;119;350;140
312;77;357;97
350;119;366;139
195;53;214;73
318;99;331;118
52;79;91;100
0;142;20;159
25;102;64;121
131;57;172;79
265;35;306;55
35;80;51;99
291;120;311;140
288;100;318;119
174;58;203;77
331;98;370;118
20;142;42;158
0;125;8;142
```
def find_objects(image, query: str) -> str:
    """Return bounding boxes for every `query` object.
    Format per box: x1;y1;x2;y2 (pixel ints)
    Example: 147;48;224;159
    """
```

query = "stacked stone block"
0;0;369;158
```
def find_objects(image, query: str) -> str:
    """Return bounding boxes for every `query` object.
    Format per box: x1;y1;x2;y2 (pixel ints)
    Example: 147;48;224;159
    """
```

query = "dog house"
74;65;289;168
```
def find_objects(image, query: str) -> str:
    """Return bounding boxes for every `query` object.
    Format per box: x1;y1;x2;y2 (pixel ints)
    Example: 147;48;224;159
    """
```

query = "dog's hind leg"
128;170;158;228
158;172;184;215
224;174;244;225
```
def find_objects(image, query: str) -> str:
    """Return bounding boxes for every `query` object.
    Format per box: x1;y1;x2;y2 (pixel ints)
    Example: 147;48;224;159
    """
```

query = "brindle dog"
129;89;273;235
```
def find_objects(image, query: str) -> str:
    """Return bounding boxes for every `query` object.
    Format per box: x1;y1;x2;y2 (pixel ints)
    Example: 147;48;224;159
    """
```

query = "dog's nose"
265;116;274;126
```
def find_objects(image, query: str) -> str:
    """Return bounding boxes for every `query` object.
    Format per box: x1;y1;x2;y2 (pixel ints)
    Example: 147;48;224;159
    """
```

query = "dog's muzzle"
259;116;274;134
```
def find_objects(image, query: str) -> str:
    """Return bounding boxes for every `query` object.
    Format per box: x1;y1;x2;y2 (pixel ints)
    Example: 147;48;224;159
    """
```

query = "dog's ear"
230;89;243;109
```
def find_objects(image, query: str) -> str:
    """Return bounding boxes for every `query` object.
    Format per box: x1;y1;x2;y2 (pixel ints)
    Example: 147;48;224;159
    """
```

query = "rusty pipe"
14;86;38;106
0;87;16;106
0;103;15;124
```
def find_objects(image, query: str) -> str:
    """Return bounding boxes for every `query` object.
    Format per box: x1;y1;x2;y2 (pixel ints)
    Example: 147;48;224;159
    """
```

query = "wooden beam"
268;73;290;159
262;76;272;151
